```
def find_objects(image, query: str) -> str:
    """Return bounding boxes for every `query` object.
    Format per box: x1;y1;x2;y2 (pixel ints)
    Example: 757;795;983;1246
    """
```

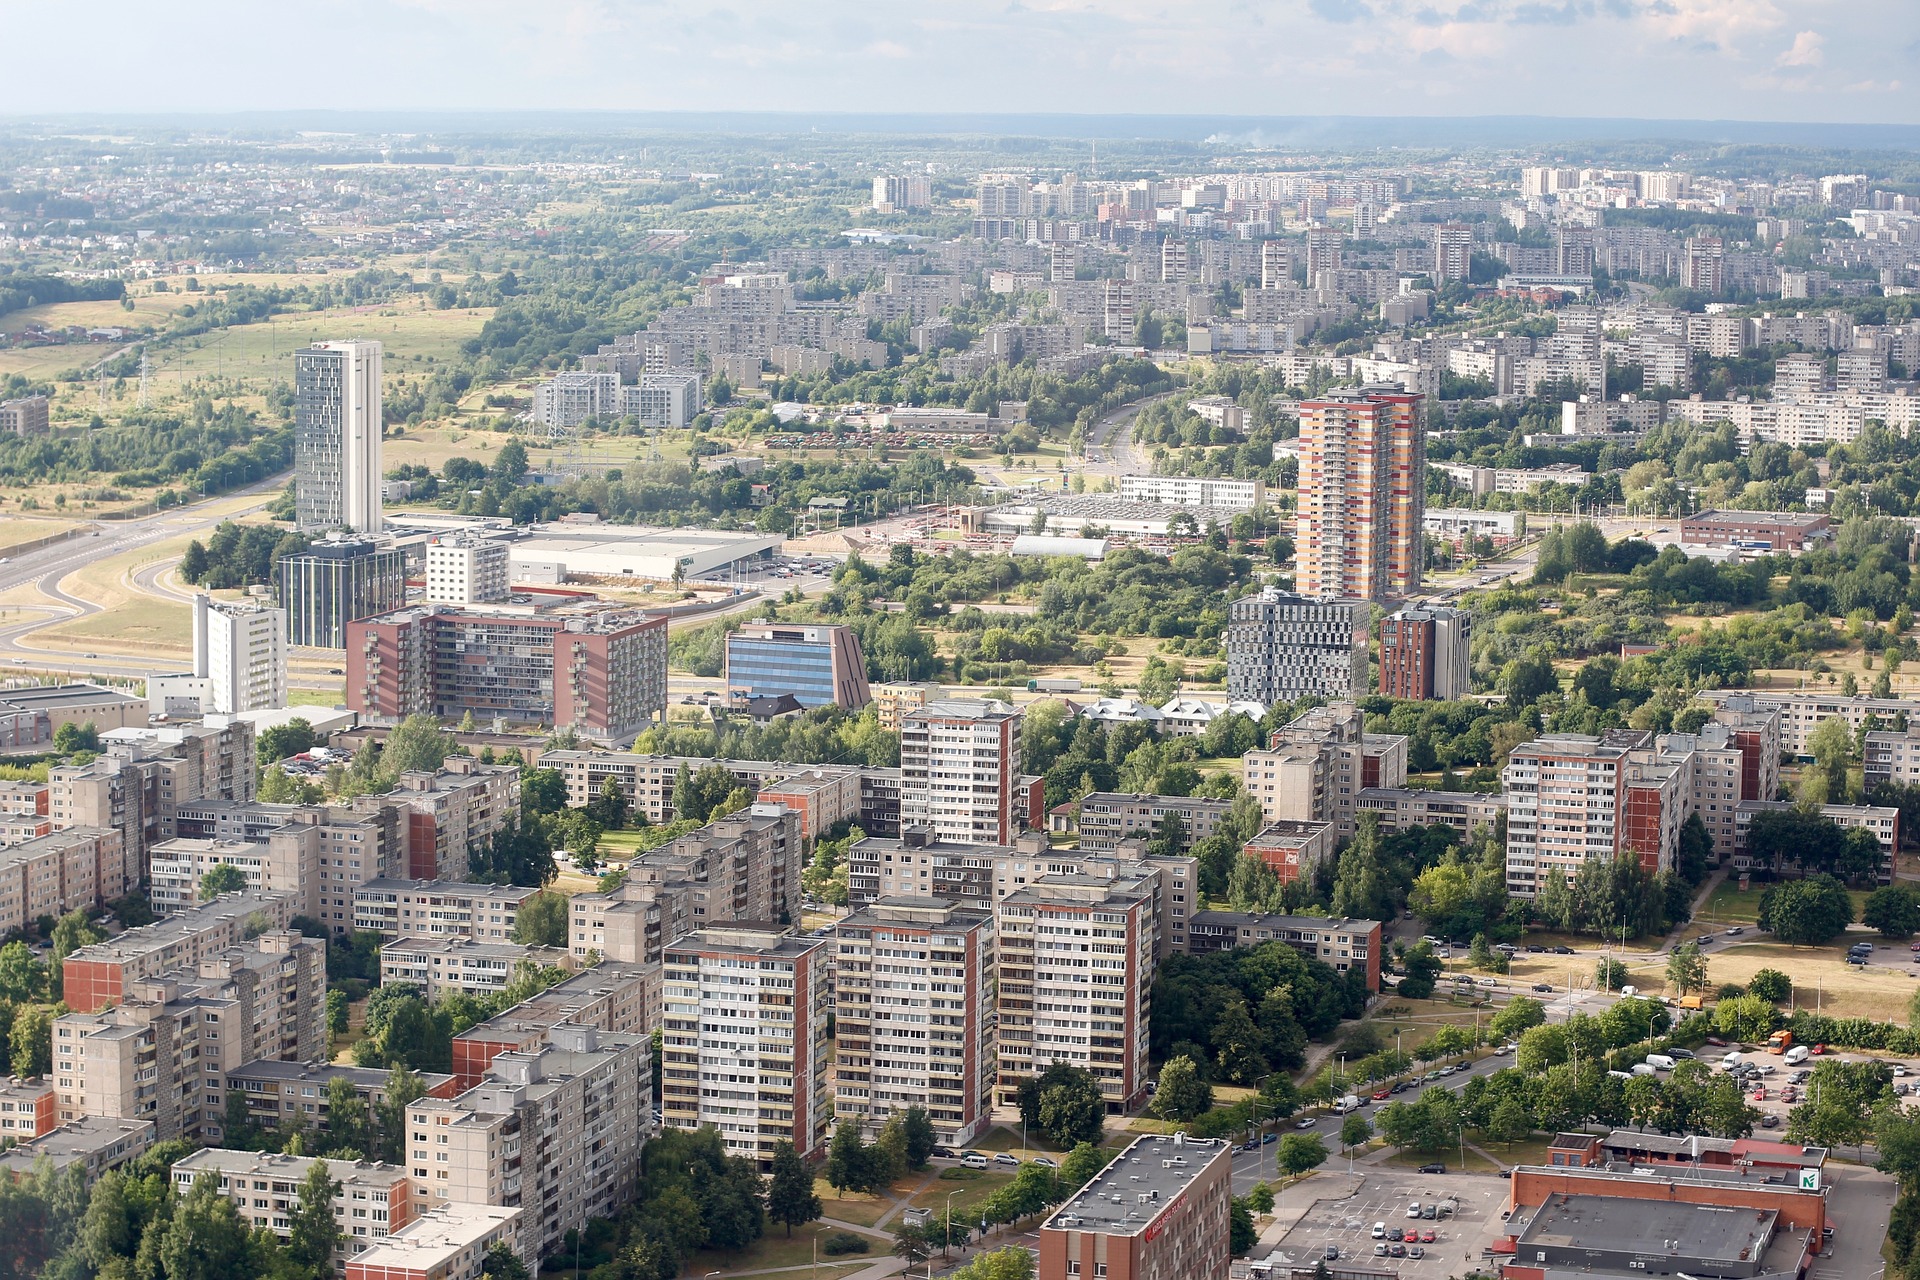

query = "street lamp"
945;1189;962;1260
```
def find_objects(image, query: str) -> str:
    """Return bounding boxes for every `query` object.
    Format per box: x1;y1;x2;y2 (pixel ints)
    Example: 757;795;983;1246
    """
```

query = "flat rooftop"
1045;1134;1229;1235
0;683;143;709
1517;1195;1772;1263
66;891;290;962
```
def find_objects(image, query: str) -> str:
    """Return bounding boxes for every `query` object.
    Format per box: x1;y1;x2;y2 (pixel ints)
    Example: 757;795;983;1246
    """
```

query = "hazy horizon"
3;0;1917;127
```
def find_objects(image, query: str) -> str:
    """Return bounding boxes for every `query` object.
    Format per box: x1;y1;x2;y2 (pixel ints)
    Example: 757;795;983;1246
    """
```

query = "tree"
1747;968;1792;1004
322;1074;369;1157
47;908;102;999
382;714;458;776
766;1141;822;1237
1279;1133;1328;1176
1230;1198;1258;1255
1016;1063;1106;1148
482;1241;532;1280
1152;1055;1214;1122
1489;997;1547;1041
288;1159;344;1275
587;776;631;830
1399;942;1441;999
257;717;318;766
326;988;349;1037
1713;993;1781;1042
53;721;99;754
1060;1142;1110;1192
825;1121;867;1194
900;1105;937;1170
1340;1113;1373;1153
1666;942;1707;996
512;890;569;947
1865;886;1920;939
1487;1097;1533;1149
1758;874;1855;945
674;763;742;825
520;768;567;815
892;1223;933;1273
1594;957;1628;992
1210;998;1268;1085
373;1066;427;1164
10;1005;51;1078
162;1173;267;1280
199;862;249;900
260;764;324;804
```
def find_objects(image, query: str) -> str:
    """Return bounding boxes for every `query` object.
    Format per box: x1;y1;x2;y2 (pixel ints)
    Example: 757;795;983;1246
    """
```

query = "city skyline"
0;1;1916;123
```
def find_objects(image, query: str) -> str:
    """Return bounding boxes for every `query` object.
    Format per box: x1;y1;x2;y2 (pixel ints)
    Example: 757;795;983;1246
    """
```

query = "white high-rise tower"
294;340;383;535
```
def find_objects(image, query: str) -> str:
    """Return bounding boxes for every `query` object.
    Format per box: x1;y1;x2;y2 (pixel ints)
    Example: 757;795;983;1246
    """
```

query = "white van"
1722;1052;1742;1069
1784;1045;1810;1065
1607;1069;1633;1080
962;1154;989;1169
1645;1054;1676;1071
1631;1063;1657;1076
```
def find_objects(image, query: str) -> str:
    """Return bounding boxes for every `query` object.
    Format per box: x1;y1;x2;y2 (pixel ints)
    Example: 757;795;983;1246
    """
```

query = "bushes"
823;1233;871;1256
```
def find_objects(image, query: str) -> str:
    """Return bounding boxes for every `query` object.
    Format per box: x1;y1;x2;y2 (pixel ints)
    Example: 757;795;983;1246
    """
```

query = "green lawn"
815;1173;932;1228
907;1168;1015;1223
1379;1145;1505;1174
683;1222;873;1276
1699;882;1871;926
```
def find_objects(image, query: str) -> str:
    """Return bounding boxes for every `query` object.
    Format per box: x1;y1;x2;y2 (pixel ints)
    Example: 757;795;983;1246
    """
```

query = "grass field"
682;1222;872;1277
1697;882;1872;927
0;519;81;553
815;1177;919;1228
906;1168;1017;1224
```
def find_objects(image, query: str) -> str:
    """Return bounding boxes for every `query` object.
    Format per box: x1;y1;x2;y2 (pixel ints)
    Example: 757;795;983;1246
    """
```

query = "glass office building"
278;538;407;649
723;623;871;710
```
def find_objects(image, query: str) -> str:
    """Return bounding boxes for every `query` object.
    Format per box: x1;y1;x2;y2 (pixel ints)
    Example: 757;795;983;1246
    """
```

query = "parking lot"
1273;1171;1515;1275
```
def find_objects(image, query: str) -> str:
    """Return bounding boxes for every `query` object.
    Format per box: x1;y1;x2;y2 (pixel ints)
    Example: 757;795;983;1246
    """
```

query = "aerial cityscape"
5;6;1920;1280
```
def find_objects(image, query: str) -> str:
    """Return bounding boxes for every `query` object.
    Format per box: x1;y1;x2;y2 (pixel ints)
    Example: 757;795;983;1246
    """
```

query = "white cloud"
1777;29;1826;66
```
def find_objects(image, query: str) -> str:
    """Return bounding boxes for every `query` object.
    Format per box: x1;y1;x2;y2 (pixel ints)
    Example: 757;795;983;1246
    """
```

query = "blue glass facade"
726;637;838;707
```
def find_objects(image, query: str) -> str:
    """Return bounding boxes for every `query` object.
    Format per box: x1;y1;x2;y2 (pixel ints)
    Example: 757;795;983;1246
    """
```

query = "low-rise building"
225;1059;459;1137
0;1117;153;1184
352;878;538;941
1732;800;1900;877
1679;509;1832;551
0;1076;56;1140
380;937;571;1000
1183;911;1382;989
1242;819;1338;885
344;1203;527;1280
1356;787;1507;835
172;1149;416;1256
1038;1134;1233;1280
1075;793;1231;852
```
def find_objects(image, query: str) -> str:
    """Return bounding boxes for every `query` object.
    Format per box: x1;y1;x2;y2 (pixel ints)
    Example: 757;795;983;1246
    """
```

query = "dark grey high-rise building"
277;538;406;649
1225;588;1369;707
294;341;383;535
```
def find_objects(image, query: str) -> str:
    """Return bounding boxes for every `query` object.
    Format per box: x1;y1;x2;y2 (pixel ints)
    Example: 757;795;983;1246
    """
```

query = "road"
0;472;289;681
1082;390;1175;476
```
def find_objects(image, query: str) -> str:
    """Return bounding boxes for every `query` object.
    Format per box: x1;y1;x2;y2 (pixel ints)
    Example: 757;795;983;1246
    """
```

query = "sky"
3;0;1919;124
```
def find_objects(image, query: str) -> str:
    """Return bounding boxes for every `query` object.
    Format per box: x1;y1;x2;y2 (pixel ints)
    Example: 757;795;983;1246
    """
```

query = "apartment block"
1242;819;1338;885
659;926;831;1166
1357;787;1507;836
348;600;668;745
0;1117;154;1184
169;799;401;932
1378;606;1472;701
407;1027;650;1260
63;890;297;1013
225;1059;459;1138
424;535;510;605
1502;730;1687;895
360;758;519;882
168;593;288;715
172;1149;416;1257
450;962;655;1089
833;897;995;1146
724;622;872;710
900;699;1027;845
1225;589;1369;705
995;868;1158;1114
1075;793;1230;853
380;937;570;1000
148;836;317;916
873;681;942;731
51;717;257;887
1183;912;1382;989
1295;386;1425;600
0;395;50;436
848;828;1198;957
344;1203;527;1280
55;930;326;1141
0;1076;56;1140
1242;702;1409;838
0;828;120;935
352;878;538;941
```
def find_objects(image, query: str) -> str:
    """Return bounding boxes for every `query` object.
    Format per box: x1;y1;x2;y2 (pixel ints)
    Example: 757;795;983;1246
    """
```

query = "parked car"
1390;1245;1408;1258
1419;1230;1437;1244
1296;1117;1317;1129
1552;946;1574;955
1372;1223;1387;1239
1532;982;1554;992
1762;1114;1781;1128
1423;1205;1439;1220
1372;1090;1392;1101
1407;1247;1425;1260
1374;1245;1390;1258
931;1146;956;1160
1388;1227;1405;1241
1418;1162;1446;1174
1325;1245;1340;1260
1262;1132;1278;1144
1032;1156;1058;1169
994;1153;1019;1166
